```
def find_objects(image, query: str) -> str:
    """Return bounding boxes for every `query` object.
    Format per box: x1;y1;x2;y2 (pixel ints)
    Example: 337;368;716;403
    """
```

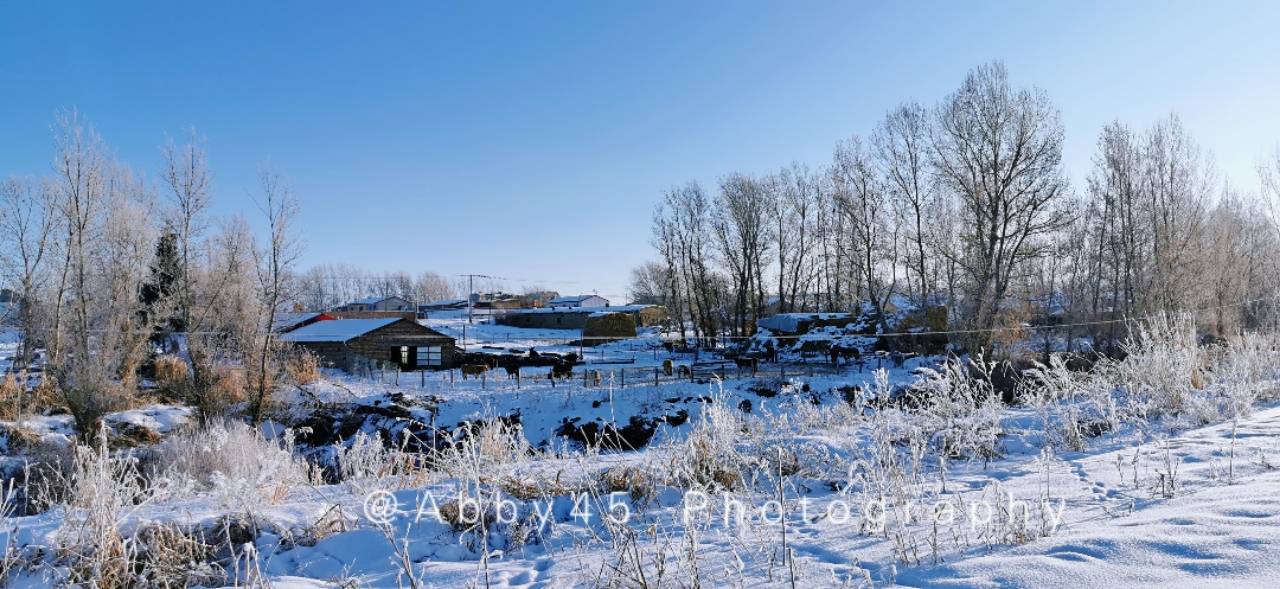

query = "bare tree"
875;103;936;304
770;164;821;313
714;174;772;337
161;129;212;331
932;62;1069;351
654;183;721;345
248;168;301;424
1142;114;1212;316
413;271;455;303
833;136;899;340
627;261;668;306
0;176;55;369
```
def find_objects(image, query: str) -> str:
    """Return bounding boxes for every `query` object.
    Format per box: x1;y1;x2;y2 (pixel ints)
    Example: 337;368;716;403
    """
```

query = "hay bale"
583;312;636;345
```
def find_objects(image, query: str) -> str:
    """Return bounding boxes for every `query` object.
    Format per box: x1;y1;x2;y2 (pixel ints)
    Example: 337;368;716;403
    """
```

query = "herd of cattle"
454;349;699;385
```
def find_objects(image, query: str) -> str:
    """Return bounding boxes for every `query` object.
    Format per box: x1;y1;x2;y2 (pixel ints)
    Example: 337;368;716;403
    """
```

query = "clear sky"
2;1;1278;301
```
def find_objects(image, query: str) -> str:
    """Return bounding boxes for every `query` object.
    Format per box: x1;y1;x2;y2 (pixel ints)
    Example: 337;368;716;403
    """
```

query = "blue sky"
2;1;1278;301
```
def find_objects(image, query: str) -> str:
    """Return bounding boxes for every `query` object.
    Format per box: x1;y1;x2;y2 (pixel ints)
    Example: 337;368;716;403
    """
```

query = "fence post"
621;368;625;388
420;370;425;388
654;367;659;387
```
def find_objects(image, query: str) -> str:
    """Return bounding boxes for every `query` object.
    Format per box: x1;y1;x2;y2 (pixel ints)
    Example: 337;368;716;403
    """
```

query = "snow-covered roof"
272;312;321;332
346;295;410;307
280;318;401;343
547;294;608;305
420;299;467;308
507;304;653;316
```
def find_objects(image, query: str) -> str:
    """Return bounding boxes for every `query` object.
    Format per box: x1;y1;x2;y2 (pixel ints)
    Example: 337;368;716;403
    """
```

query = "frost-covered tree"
931;62;1069;350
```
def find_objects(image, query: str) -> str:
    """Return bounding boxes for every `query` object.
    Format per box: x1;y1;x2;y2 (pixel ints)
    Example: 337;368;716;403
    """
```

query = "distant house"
336;296;415;313
546;294;609;308
520;291;560;308
282;317;457;372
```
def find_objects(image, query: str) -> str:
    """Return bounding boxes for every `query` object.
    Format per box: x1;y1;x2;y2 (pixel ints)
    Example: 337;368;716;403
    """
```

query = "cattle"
677;365;691;378
588;370;602;387
503;363;520;379
733;356;757;370
460;364;488;379
550;362;573;380
662;359;674;377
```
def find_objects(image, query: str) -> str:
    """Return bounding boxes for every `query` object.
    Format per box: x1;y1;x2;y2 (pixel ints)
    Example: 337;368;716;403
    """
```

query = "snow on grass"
6;319;1280;587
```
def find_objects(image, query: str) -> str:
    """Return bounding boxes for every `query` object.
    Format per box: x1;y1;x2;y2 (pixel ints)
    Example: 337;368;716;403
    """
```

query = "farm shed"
495;305;666;331
335;296;415;313
281;318;457;372
327;310;416;321
546;294;609;308
419;299;467;311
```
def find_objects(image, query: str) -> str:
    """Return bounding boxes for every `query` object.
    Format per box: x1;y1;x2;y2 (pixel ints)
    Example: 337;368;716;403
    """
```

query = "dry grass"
286;351;321;386
0;374;20;420
600;466;657;503
153;355;190;393
152;420;316;507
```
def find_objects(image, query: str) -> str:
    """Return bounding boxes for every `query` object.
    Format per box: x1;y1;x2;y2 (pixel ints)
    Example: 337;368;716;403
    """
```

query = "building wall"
292;321;458;372
495;311;591;329
327;310;416;321
345;321;458;369
373;297;415;312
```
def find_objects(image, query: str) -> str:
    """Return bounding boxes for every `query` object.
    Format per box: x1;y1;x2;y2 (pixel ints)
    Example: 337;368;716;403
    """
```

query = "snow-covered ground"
423;310;671;368
4;322;1280;588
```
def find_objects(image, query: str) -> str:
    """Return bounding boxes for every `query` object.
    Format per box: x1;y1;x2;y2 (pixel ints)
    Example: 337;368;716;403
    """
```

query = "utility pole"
458;273;501;325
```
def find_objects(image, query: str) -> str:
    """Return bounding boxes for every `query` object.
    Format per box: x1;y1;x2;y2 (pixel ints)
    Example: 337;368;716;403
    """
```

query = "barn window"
417;346;442;367
400;346;409;365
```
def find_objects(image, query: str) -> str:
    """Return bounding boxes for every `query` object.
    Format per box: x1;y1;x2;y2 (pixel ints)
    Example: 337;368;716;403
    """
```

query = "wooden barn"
281;317;458;372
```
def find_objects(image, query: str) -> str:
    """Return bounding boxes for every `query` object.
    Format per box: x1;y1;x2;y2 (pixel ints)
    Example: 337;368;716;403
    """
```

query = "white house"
336;296;415;312
546;294;609;308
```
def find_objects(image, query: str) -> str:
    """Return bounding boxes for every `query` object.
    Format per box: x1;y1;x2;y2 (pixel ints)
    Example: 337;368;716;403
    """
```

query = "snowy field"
4;321;1280;588
423;310;672;368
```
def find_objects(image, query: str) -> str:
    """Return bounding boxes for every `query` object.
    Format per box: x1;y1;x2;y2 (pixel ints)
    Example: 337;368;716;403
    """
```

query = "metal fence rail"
359;352;908;391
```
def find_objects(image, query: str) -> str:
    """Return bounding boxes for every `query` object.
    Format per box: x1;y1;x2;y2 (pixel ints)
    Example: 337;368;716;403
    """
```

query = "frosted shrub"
1;479;25;583
435;419;531;482
1214;332;1280;409
915;360;1004;465
336;431;426;496
154;420;313;507
55;432;148;587
1025;355;1117;451
1107;314;1217;423
671;385;752;489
